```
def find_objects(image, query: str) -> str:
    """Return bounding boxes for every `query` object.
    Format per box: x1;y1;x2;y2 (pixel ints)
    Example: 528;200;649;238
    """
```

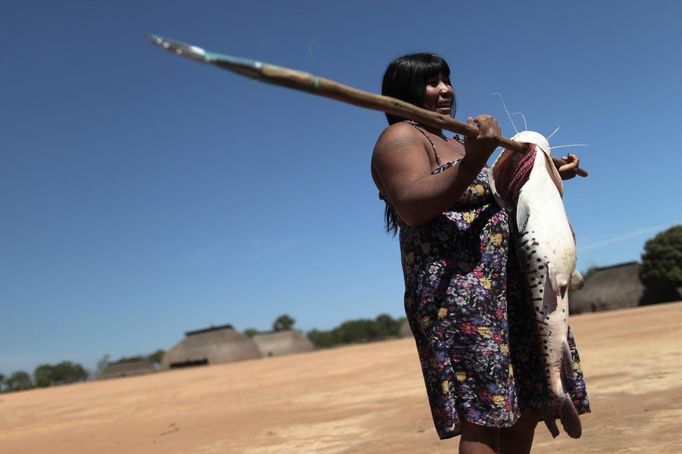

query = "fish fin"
571;271;584;290
515;196;530;233
560;394;582;439
562;342;575;380
559;281;568;299
548;263;569;298
547;263;560;295
542;404;560;438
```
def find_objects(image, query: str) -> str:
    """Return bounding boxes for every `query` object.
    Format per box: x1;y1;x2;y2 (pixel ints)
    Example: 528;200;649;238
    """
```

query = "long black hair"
381;53;455;125
380;53;456;234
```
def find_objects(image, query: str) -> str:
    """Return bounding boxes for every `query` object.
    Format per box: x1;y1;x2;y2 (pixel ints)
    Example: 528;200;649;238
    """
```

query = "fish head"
489;130;564;205
510;130;551;157
512;130;563;196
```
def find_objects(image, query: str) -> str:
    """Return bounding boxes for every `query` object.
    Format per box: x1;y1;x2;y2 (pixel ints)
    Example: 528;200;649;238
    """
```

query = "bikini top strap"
405;120;443;166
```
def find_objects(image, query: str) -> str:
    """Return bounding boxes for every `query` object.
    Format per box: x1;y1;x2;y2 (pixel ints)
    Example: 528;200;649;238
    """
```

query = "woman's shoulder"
378;120;420;137
373;122;424;154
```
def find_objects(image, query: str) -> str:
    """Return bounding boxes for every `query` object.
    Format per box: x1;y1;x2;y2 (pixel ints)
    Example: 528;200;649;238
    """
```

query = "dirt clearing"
2;302;680;453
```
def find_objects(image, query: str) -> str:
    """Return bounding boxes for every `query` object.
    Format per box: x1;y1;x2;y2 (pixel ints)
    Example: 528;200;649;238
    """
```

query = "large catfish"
489;131;583;439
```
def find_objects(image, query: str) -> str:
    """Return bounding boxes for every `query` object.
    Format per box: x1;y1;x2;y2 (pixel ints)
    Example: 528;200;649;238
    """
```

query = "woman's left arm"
556;154;581;180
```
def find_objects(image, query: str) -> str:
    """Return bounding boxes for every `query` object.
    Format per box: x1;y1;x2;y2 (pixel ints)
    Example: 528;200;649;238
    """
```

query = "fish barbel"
490;131;583;439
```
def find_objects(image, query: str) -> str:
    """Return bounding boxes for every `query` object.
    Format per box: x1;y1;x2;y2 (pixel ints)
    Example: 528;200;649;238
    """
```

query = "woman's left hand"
557;154;580;180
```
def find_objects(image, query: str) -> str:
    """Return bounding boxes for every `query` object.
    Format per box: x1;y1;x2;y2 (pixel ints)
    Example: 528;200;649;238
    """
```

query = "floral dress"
398;125;590;439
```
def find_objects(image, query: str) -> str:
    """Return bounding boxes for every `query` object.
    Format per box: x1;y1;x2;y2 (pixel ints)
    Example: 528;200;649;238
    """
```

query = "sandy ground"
2;302;681;454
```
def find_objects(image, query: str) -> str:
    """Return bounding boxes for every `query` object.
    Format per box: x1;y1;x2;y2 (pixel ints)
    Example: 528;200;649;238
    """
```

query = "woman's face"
422;73;454;116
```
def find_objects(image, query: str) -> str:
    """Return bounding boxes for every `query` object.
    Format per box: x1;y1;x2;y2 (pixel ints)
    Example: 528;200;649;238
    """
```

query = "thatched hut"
252;330;313;357
571;261;651;314
99;357;156;379
161;324;262;369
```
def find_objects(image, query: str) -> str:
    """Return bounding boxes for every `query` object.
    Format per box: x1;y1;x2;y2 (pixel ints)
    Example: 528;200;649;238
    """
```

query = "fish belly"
516;170;575;394
516;223;572;400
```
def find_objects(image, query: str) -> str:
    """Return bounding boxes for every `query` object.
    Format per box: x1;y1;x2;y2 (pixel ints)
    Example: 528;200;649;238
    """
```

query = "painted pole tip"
147;34;208;63
147;34;163;45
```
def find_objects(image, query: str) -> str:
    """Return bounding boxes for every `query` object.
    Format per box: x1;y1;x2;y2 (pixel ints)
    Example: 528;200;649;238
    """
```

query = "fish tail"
558;342;582;438
560;393;582;438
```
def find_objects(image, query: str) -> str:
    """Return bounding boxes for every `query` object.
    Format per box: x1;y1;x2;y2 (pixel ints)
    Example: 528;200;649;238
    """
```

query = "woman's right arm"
371;116;500;227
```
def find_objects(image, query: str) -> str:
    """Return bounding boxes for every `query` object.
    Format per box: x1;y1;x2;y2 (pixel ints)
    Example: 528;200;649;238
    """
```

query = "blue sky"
2;1;680;375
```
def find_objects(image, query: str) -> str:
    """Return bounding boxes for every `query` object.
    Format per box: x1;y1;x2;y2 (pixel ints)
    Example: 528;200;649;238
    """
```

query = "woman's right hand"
461;115;501;172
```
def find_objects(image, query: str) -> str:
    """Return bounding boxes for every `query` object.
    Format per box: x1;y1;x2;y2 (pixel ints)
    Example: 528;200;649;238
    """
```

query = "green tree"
374;313;401;337
33;361;88;388
307;329;338;349
272;314;295;332
333;319;379;344
307;314;406;349
243;328;258;338
5;371;33;392
0;373;5;392
640;225;682;288
34;364;54;387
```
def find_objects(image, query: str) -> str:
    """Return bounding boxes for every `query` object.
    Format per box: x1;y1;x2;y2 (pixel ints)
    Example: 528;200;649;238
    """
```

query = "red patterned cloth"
500;146;536;204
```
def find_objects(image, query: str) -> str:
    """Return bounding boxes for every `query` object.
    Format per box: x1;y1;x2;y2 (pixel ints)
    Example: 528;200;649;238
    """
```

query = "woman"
371;53;590;454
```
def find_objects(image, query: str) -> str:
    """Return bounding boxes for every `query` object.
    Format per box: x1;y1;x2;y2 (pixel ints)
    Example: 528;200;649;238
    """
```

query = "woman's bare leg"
459;422;500;454
498;411;540;454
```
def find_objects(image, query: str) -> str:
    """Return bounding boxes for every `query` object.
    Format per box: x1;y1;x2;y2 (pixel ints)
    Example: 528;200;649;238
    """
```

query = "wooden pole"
150;35;587;177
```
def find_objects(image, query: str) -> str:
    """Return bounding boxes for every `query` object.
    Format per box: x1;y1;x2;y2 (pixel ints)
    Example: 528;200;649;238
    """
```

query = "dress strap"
405;120;443;166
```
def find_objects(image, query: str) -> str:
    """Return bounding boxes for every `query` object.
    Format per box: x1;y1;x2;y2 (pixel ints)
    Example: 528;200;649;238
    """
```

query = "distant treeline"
245;313;408;349
0;361;88;393
306;313;406;349
0;350;165;393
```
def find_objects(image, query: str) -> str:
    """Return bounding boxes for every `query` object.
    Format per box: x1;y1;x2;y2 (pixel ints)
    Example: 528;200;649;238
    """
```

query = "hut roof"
161;325;262;369
571;261;644;314
251;330;313;357
185;324;233;336
99;358;156;379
